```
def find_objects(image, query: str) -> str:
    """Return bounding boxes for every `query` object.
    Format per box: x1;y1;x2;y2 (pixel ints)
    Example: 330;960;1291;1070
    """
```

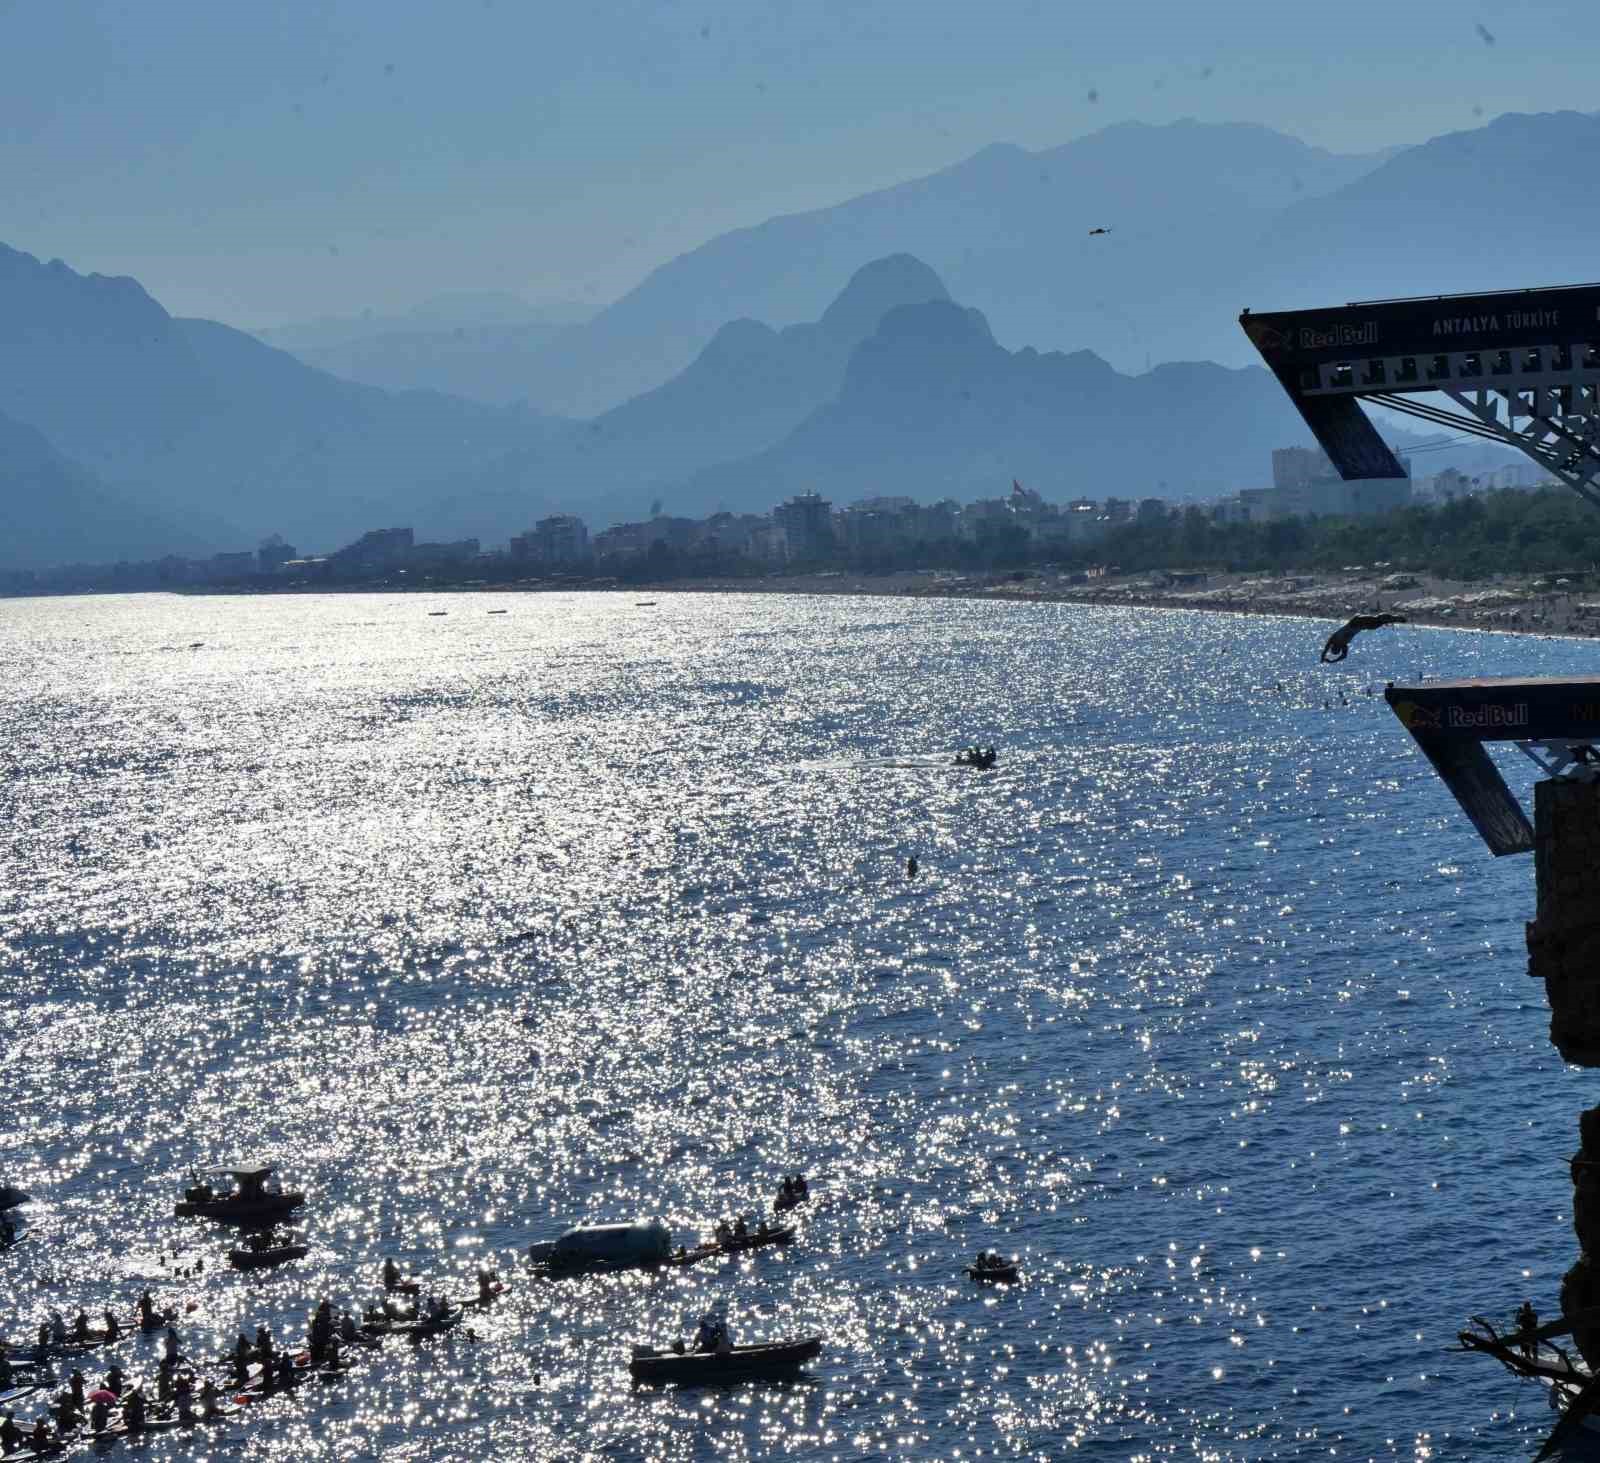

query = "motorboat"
629;1335;821;1384
174;1163;304;1223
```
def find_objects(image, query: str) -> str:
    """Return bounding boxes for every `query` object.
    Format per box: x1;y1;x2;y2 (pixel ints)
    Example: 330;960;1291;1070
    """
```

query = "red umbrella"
88;1389;117;1404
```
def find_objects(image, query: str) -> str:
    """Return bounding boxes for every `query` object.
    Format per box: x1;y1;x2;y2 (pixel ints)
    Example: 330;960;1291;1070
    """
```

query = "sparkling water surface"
0;590;1590;1460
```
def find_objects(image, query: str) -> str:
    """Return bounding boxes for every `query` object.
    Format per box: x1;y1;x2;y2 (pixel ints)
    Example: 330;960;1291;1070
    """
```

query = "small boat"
967;1261;1020;1284
629;1335;822;1385
427;610;448;616
363;1306;462;1340
228;1242;307;1272
635;601;657;607
954;748;998;770
174;1163;304;1224
487;609;508;615
721;1225;796;1254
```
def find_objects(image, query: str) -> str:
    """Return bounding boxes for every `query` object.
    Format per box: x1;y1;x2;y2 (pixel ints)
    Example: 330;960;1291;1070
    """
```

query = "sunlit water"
0;590;1591;1460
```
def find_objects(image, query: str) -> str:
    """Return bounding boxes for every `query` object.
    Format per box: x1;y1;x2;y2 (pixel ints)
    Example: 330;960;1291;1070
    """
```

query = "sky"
3;0;1599;327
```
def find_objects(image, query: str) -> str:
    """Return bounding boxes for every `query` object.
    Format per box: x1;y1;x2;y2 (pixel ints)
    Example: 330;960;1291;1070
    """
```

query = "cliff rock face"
1530;778;1600;1366
1528;779;1600;1065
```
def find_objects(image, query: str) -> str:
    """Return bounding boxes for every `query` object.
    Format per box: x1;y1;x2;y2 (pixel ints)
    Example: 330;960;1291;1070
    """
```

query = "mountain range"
5;107;1582;571
0;244;564;557
252;111;1600;423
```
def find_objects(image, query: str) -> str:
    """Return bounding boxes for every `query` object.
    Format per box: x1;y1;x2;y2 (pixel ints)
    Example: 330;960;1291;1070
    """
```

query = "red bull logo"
1391;700;1528;732
1391;700;1441;731
1447;702;1528;730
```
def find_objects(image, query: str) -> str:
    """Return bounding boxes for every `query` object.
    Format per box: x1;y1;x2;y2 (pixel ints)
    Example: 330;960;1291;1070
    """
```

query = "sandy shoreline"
621;567;1600;643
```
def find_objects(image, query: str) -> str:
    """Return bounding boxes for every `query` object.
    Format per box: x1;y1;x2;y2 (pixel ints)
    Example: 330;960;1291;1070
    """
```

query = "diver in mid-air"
1320;613;1406;663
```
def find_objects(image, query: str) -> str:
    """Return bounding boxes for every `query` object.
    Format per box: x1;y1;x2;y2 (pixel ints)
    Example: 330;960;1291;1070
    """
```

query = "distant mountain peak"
817;254;951;341
872;298;995;349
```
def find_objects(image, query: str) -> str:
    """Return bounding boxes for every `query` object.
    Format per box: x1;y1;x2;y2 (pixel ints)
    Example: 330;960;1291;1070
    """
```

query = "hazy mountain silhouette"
420;255;950;539
1247;110;1600;312
505;120;1390;415
658;299;1335;514
260;292;591;351
257;292;593;403
0;244;566;552
0;408;213;571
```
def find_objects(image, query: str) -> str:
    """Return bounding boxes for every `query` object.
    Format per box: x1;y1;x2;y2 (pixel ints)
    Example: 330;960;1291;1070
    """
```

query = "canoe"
966;1264;1020;1284
228;1243;307;1271
629;1336;822;1385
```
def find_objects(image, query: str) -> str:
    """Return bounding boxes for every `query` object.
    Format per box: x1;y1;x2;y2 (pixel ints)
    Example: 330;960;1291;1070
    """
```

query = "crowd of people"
0;1267;497;1451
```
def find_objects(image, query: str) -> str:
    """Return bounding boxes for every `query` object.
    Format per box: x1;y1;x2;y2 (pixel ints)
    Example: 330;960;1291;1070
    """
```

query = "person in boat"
0;1413;19;1455
795;1174;809;1199
477;1269;498;1305
310;1299;334;1360
89;1396;110;1433
714;1218;733;1245
1517;1299;1538;1360
325;1334;343;1370
693;1313;725;1353
71;1310;91;1343
339;1311;359;1344
255;1324;274;1363
383;1257;406;1291
28;1417;49;1451
122;1385;146;1433
47;1310;65;1347
162;1324;183;1365
105;1363;125;1396
36;1319;50;1351
0;1353;11;1389
67;1372;85;1411
53;1389;81;1436
136;1290;156;1329
102;1308;120;1342
0;1216;13;1247
157;1358;176;1406
275;1352;296;1390
198;1378;220;1419
733;1215;748;1239
174;1374;195;1424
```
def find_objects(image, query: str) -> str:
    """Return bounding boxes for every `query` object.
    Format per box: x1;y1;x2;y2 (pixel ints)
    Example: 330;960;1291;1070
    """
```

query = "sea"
0;589;1591;1461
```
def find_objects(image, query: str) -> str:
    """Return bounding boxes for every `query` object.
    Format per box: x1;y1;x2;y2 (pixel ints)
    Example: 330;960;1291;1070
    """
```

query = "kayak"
629;1336;822;1385
228;1243;308;1271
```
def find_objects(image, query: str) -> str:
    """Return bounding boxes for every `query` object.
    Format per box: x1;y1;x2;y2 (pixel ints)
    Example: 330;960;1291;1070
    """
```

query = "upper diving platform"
1241;284;1600;507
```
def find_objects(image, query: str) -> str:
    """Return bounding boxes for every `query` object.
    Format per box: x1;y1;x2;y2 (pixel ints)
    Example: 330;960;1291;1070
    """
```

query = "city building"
331;526;414;570
773;492;834;561
511;515;590;565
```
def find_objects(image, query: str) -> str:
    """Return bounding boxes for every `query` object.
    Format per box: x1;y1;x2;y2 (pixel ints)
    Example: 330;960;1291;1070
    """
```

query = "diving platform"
1241;284;1600;507
1385;676;1600;855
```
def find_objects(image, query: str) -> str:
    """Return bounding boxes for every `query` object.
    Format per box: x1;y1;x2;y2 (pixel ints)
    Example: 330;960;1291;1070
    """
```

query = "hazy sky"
4;0;1597;326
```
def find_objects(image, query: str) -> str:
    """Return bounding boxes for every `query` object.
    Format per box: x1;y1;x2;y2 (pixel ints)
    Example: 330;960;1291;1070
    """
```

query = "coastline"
616;567;1600;643
56;565;1600;644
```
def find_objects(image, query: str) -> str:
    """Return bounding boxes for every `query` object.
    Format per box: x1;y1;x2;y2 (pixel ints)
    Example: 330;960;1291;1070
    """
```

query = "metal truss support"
1440;386;1600;511
1516;740;1600;781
